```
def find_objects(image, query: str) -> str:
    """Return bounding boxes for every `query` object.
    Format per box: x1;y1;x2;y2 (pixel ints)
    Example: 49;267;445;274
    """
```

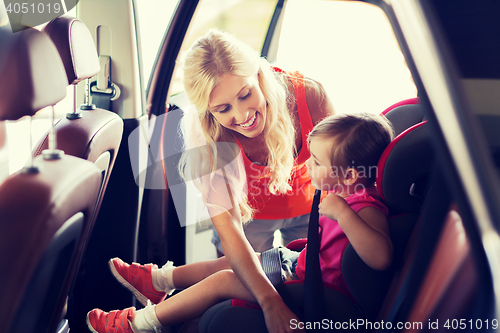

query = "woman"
179;28;334;332
181;29;335;254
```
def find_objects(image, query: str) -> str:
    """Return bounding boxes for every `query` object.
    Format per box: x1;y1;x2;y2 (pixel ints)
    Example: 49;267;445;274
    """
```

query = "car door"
136;0;279;273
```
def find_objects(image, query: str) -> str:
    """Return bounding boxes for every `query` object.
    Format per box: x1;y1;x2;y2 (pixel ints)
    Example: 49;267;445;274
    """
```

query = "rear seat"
31;16;125;331
34;16;123;229
0;27;101;333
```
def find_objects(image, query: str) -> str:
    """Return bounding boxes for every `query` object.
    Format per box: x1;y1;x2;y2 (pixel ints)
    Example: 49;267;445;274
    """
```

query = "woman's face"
208;74;267;139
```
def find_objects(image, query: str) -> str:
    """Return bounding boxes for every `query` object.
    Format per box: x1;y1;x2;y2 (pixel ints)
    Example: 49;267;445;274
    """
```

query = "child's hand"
318;193;351;221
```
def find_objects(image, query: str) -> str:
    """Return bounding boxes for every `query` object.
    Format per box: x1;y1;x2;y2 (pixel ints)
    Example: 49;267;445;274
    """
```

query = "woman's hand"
261;297;306;333
318;192;351;221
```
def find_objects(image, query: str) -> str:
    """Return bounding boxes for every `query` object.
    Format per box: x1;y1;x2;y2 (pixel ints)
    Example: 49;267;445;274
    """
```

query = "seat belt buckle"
91;55;121;101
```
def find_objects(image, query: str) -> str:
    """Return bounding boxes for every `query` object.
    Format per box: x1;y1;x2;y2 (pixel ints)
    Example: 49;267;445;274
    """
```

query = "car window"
168;0;276;96
273;0;417;114
135;0;180;87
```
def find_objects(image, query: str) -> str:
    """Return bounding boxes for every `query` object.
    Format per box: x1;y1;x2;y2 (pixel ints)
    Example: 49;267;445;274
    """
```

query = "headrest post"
80;78;96;111
22;117;39;174
67;85;82;119
42;106;64;160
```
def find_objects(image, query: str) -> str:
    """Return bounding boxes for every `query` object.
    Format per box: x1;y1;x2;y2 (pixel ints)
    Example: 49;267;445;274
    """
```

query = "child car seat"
381;97;424;136
197;108;433;333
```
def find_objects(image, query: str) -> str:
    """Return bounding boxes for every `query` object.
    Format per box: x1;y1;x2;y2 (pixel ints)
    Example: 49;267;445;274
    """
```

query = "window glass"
135;0;180;85
274;0;417;114
169;0;276;96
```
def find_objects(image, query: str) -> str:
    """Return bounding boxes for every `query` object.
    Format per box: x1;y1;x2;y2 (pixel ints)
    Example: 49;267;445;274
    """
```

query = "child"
86;113;394;333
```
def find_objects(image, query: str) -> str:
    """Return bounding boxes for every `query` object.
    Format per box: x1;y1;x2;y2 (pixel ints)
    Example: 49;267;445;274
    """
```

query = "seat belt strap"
304;189;325;329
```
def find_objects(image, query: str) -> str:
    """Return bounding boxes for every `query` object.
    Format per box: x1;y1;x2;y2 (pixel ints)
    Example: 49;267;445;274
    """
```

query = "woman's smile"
236;112;258;130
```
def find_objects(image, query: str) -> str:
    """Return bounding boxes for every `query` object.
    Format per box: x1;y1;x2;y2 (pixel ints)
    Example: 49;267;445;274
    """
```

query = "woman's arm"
318;193;393;270
304;78;336;125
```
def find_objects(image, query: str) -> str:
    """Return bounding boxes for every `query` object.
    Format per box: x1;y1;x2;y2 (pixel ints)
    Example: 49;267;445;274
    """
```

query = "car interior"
1;0;500;333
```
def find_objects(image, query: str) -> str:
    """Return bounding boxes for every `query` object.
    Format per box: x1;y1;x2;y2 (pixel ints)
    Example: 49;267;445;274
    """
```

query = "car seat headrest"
0;28;67;121
382;98;425;136
377;121;433;213
381;97;419;115
43;16;100;85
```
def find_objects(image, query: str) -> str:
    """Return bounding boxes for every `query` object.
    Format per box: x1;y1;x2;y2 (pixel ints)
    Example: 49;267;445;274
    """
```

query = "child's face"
306;136;342;191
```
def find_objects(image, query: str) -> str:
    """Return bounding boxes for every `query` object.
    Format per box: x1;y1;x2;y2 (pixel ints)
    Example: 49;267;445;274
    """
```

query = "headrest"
381;97;419;115
43;16;100;85
0;28;67;121
381;98;425;136
377;122;433;213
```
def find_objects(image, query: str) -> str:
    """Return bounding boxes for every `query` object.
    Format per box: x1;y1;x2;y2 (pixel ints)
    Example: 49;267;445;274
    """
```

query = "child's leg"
154;269;256;327
170;256;232;289
111;254;260;306
89;255;264;332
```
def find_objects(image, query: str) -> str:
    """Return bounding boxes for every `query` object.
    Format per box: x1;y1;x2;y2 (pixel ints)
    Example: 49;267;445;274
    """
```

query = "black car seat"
197;113;434;333
34;16;124;229
381;97;425;136
0;27;102;333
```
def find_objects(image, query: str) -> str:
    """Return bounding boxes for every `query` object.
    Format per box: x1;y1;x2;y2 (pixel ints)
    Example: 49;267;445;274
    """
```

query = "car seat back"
34;16;123;227
0;27;101;333
342;121;433;321
381;97;424;136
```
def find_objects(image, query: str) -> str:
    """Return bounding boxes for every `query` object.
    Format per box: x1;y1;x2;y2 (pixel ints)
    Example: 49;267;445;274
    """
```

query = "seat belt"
274;189;323;328
304;189;325;329
90;56;120;110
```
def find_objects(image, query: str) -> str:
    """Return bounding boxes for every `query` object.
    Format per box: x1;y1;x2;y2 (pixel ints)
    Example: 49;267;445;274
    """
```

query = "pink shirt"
295;186;389;297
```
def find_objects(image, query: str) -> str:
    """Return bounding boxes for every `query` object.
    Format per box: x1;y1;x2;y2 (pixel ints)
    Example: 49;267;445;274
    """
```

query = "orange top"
236;71;316;219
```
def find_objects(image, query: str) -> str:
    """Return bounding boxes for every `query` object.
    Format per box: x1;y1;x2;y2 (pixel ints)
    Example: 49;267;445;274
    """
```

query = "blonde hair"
308;113;394;184
179;29;296;223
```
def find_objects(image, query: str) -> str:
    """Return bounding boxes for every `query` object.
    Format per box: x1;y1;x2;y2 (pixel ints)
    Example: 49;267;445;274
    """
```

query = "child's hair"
307;113;394;184
179;29;296;222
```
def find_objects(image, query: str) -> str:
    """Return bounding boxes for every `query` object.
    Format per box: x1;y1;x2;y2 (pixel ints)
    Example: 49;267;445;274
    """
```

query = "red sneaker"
109;258;168;306
86;307;135;333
